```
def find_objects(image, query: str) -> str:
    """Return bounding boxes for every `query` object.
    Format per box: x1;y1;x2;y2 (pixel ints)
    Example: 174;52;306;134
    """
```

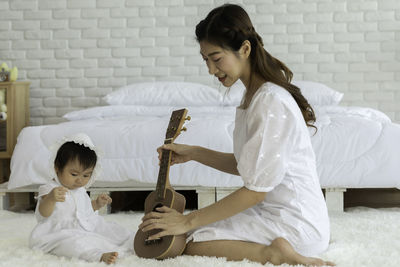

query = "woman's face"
200;41;250;87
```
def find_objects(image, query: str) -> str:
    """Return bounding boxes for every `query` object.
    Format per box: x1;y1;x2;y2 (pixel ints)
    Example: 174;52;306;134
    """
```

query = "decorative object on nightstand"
0;89;7;122
0;68;9;82
0;62;18;83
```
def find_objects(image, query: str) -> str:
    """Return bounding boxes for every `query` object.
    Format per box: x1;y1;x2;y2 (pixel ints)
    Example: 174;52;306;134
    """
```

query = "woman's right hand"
157;143;194;166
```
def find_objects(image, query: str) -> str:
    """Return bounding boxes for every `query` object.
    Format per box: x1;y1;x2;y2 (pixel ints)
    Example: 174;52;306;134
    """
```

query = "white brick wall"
0;0;399;125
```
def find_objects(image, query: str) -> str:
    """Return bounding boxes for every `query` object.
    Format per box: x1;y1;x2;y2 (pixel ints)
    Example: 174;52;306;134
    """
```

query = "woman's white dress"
29;180;134;262
187;82;330;256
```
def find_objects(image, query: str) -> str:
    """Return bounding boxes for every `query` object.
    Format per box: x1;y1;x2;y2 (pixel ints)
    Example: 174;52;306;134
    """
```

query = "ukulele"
134;108;190;259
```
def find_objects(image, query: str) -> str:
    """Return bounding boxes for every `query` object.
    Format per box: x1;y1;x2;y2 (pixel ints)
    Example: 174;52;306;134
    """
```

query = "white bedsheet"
8;105;400;190
312;106;399;188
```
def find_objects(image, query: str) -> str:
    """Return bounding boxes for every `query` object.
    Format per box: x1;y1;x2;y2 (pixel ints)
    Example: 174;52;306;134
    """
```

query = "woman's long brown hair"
195;4;317;130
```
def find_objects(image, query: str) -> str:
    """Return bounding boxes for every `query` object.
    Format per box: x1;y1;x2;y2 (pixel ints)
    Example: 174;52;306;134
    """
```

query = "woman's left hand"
138;206;191;240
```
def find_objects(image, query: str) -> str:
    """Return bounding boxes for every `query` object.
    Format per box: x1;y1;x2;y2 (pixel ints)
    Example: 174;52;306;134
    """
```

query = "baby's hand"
49;187;68;202
96;194;112;209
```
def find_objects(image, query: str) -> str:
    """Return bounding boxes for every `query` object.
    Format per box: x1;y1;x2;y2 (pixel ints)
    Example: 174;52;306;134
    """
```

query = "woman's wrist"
190;146;202;162
185;210;199;231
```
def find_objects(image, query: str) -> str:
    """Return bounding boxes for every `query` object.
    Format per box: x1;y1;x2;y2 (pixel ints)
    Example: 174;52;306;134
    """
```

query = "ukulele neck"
155;138;173;201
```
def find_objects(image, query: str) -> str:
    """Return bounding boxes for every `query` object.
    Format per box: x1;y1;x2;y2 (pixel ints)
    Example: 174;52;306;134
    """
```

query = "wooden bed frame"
0;181;347;213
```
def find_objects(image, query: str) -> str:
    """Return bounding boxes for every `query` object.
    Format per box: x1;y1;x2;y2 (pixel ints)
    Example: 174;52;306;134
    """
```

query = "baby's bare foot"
267;238;335;266
100;252;118;264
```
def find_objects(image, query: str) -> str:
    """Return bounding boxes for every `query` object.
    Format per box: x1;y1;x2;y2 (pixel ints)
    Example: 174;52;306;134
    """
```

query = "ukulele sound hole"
144;203;164;245
145;238;162;245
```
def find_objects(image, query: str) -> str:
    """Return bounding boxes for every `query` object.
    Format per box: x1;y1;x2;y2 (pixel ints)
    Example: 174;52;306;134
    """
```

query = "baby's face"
56;158;94;190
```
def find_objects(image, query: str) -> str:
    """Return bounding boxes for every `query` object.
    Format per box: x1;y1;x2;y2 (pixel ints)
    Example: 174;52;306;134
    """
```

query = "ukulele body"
134;188;186;259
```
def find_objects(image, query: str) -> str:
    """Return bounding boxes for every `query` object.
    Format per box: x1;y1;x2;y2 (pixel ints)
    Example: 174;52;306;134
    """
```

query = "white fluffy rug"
1;207;400;267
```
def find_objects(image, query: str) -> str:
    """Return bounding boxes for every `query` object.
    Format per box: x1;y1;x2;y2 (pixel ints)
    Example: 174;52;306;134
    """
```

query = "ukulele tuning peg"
181;127;187;132
185;116;191;121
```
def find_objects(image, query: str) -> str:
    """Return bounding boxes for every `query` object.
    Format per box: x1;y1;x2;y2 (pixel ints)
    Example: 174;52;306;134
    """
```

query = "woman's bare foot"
266;238;335;266
100;252;118;264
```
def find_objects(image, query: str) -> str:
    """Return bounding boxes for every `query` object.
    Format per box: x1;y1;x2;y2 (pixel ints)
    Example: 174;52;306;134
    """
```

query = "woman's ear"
239;40;251;59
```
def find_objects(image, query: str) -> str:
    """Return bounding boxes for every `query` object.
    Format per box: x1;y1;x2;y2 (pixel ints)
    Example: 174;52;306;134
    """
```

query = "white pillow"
292;80;343;106
63;105;236;121
219;80;344;107
104;81;223;106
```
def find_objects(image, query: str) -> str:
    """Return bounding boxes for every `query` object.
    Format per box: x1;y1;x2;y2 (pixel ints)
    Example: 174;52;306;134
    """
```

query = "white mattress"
8;105;400;190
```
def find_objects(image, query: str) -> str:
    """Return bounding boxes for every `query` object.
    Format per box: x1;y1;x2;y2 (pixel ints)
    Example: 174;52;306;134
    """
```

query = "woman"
139;4;334;266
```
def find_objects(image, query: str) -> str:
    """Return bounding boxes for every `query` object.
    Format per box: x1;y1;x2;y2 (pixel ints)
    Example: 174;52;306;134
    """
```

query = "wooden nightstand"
0;81;30;183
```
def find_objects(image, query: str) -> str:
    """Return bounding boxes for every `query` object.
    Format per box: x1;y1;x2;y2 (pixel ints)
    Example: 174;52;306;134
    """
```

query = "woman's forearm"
191;146;240;175
38;195;56;217
186;187;266;230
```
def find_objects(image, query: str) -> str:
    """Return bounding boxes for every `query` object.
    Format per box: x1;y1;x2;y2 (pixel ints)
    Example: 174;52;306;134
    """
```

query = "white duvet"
8;105;400;190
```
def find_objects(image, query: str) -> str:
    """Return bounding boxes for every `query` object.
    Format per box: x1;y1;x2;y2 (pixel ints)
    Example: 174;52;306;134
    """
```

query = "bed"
2;81;400;212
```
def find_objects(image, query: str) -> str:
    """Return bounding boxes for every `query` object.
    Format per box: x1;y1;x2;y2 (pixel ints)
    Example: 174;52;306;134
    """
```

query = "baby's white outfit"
187;82;330;256
29;180;134;262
